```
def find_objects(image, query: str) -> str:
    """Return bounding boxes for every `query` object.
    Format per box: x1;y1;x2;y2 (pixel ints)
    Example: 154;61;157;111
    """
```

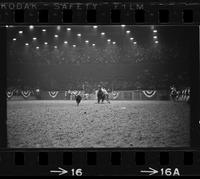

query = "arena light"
130;37;134;40
112;42;116;45
155;41;159;44
93;25;98;29
36;46;39;49
5;25;9;28
18;31;23;34
126;30;130;34
29;25;34;30
67;28;71;31
107;39;111;42
25;43;29;46
153;30;157;33
153;36;158;39
133;41;137;45
54;34;59;38
77;33;81;37
72;45;76;47
57;25;61;31
121;24;126;27
44;42;48;45
101;32;105;36
13;38;17;41
85;40;89;44
92;43;95;47
54;46;58;49
64;41;68;44
36;89;40;92
33;37;37;41
42;29;46;32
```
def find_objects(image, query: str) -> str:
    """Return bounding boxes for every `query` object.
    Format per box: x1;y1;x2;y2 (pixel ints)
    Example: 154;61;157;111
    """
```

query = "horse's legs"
98;96;101;103
102;95;105;103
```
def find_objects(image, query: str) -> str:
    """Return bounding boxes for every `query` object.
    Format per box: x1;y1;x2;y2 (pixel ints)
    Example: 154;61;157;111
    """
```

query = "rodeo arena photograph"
6;25;194;148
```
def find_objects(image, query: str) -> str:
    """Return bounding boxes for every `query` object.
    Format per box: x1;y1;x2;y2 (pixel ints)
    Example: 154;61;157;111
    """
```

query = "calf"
75;94;82;106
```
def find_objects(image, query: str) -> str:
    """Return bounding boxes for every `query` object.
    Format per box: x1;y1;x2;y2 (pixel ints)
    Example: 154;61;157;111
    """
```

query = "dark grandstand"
7;26;195;92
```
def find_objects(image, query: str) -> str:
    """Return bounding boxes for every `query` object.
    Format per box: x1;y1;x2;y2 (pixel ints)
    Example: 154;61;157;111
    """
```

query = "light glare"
29;25;34;30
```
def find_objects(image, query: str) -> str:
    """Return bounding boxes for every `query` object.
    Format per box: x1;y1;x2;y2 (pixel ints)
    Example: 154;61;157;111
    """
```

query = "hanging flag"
112;91;120;100
21;90;31;98
7;89;14;98
48;91;59;98
142;90;157;98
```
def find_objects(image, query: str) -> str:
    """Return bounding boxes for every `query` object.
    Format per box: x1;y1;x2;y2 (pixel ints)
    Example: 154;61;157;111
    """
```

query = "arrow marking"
50;167;68;176
140;167;159;176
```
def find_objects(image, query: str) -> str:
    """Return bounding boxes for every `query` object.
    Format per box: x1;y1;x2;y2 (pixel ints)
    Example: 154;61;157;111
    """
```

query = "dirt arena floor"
7;100;190;148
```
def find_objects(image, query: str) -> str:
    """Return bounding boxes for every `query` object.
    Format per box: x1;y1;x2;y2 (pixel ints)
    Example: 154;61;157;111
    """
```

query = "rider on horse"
97;85;110;104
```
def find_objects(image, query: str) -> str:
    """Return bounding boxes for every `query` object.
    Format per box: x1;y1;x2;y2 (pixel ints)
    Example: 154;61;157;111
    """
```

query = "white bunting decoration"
142;90;157;98
7;90;14;98
112;91;120;99
21;90;31;98
48;91;59;98
68;90;78;96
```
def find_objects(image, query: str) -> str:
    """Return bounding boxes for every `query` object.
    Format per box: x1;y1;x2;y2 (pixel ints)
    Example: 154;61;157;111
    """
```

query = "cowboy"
101;87;110;103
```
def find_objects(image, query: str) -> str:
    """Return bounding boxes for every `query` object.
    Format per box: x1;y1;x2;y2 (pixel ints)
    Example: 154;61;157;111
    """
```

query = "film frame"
0;0;200;176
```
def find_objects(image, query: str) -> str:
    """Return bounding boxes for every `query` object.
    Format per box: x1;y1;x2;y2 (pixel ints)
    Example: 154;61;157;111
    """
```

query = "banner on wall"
21;90;31;98
48;91;59;98
112;91;120;100
142;90;157;98
7;90;14;98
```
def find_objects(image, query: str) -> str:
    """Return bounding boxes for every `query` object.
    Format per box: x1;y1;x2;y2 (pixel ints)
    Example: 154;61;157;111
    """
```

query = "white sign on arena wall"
142;90;157;98
48;91;59;98
21;90;31;98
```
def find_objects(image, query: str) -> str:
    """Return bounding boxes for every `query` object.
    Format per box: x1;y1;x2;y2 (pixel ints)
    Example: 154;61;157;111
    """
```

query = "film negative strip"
0;0;200;176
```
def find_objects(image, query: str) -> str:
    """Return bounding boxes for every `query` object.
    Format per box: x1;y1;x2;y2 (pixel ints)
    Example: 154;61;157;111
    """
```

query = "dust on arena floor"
7;100;190;148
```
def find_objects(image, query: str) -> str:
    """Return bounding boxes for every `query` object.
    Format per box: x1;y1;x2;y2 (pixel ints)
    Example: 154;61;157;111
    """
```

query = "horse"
97;88;106;103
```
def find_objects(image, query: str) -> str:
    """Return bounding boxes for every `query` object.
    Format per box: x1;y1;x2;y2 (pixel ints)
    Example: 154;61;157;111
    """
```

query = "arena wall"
7;90;171;101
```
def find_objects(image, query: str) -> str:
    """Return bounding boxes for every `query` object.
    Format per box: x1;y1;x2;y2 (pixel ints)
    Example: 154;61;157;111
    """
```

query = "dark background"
6;26;196;91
